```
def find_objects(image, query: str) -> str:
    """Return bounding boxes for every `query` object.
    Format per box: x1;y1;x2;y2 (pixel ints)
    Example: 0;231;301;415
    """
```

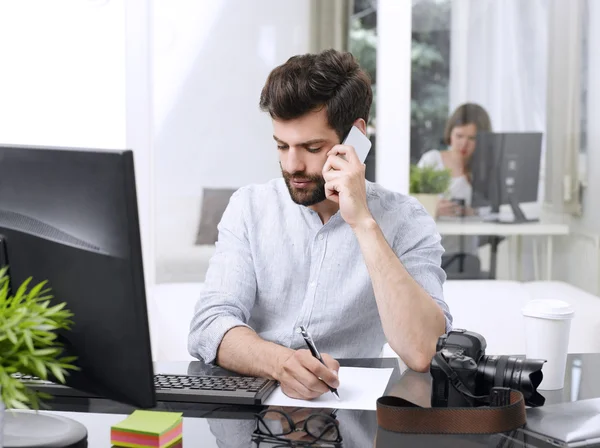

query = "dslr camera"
430;329;545;408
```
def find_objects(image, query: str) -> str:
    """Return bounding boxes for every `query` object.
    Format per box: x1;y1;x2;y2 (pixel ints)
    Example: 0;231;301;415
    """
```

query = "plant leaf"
409;164;451;194
33;358;47;380
37;391;53;401
18;354;30;368
6;328;17;344
23;330;35;353
13;277;32;303
49;364;66;384
33;348;60;356
8;398;29;410
0;272;78;409
45;302;67;316
59;356;78;364
11;387;28;403
26;281;47;302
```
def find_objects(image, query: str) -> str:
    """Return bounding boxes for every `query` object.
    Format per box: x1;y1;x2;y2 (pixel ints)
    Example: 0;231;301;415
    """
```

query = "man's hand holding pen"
274;349;340;400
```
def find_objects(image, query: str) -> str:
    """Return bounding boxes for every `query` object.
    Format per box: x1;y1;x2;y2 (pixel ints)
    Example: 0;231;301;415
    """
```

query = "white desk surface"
435;218;570;236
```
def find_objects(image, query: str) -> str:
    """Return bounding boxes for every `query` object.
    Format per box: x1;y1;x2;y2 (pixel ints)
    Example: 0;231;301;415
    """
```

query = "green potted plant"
409;164;452;218
0;267;78;443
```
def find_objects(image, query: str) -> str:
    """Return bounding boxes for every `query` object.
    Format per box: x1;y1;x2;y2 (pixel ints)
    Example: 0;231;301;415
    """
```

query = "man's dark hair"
259;49;372;141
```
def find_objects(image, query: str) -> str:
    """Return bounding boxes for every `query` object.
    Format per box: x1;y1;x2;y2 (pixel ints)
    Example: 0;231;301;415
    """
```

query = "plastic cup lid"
522;299;575;320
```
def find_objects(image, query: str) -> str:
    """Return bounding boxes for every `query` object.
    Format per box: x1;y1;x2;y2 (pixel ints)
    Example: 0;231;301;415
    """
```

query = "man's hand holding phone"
322;154;371;229
275;349;340;400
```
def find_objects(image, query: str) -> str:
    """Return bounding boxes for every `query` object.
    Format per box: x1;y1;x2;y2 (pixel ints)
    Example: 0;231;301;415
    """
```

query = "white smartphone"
341;125;372;163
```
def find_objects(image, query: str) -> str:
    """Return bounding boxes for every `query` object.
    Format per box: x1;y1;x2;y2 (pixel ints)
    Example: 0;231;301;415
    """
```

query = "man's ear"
352;118;367;135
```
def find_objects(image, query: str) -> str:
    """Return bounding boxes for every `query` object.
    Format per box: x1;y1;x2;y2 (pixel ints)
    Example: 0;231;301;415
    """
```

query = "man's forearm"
353;218;446;372
216;326;294;379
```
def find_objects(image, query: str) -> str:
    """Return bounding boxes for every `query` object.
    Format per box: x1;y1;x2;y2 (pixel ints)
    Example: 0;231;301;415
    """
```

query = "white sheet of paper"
264;367;394;411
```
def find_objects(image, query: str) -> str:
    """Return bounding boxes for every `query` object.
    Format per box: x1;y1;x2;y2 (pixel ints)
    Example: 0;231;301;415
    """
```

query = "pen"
298;325;340;400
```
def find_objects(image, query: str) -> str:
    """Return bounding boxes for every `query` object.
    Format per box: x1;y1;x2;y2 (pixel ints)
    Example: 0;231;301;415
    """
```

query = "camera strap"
375;353;527;435
376;392;526;435
432;352;491;404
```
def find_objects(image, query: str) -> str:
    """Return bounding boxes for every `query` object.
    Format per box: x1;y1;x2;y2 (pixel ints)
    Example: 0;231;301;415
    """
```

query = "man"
188;49;452;400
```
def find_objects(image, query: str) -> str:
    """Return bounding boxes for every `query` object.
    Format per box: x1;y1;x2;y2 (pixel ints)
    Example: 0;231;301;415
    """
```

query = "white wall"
579;0;600;234
153;0;309;195
0;0;161;357
450;0;548;133
125;0;154;290
0;0;126;148
153;0;312;274
376;0;412;194
553;0;600;295
0;1;158;287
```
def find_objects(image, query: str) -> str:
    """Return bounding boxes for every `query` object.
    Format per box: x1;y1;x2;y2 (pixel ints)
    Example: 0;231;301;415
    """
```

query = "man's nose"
286;147;306;173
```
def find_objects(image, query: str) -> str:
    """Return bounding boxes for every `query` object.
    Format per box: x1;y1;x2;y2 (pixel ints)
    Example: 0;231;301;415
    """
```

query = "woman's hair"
443;103;492;145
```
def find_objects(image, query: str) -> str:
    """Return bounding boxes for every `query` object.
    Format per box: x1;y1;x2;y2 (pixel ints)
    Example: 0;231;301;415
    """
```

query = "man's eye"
277;145;288;150
307;147;321;153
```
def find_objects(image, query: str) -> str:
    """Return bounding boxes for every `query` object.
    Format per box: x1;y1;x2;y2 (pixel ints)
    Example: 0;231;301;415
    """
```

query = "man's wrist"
269;344;294;381
350;215;378;234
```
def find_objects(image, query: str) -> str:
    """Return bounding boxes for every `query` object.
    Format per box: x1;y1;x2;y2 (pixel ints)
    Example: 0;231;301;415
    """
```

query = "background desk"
30;354;600;448
436;218;570;280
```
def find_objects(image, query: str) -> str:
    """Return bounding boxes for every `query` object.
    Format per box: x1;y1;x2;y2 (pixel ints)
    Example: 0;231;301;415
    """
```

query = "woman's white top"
416;149;478;255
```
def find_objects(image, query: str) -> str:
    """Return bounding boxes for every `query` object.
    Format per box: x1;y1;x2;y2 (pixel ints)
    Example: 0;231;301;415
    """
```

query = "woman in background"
417;103;492;218
417;103;492;268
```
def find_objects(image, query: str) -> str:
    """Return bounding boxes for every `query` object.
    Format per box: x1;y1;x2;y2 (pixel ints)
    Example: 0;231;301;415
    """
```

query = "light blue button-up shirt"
188;178;452;364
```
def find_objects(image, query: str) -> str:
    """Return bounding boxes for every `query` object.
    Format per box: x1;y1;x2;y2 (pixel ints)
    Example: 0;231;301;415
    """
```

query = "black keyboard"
14;373;278;406
153;374;277;405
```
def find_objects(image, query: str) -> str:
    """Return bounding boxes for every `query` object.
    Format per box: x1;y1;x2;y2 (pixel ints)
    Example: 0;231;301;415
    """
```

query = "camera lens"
477;355;545;407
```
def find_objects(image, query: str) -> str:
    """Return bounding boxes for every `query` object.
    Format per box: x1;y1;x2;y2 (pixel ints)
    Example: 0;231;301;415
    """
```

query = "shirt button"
318;234;325;241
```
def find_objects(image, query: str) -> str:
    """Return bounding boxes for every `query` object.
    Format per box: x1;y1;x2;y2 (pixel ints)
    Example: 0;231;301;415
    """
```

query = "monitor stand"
4;410;88;448
493;196;540;224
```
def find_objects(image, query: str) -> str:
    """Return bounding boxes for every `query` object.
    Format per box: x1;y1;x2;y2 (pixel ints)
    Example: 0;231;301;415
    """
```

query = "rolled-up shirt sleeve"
188;188;256;364
393;199;453;333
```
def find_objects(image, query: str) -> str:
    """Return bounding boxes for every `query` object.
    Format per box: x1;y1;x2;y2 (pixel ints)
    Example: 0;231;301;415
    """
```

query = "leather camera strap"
376;390;526;435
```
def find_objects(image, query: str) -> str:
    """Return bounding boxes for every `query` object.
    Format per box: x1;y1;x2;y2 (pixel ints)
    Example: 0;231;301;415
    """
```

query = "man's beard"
281;168;327;206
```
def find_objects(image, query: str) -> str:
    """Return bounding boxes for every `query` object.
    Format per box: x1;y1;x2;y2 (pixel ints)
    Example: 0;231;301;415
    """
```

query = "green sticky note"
111;410;183;436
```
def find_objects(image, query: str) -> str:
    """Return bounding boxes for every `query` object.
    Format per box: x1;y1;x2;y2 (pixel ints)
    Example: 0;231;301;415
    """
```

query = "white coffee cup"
522;299;575;390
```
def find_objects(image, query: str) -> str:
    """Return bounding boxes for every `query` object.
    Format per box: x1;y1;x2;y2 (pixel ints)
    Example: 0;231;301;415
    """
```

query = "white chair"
150;283;202;362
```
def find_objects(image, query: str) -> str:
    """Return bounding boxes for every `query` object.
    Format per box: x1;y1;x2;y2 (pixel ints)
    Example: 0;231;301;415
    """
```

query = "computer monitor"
470;132;543;223
0;144;155;408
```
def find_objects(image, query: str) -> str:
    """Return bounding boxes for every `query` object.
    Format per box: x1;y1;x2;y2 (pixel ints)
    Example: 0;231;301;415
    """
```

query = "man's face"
273;108;340;206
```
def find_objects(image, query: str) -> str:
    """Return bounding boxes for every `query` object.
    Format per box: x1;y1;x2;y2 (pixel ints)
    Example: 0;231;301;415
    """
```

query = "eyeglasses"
252;408;343;447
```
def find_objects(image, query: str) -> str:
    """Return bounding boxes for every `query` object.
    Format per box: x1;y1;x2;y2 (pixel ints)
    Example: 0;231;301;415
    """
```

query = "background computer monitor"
470;132;543;223
0;144;155;408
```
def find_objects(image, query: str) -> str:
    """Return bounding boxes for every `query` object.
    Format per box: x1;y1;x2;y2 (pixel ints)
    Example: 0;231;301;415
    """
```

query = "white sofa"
155;195;217;284
149;280;600;363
